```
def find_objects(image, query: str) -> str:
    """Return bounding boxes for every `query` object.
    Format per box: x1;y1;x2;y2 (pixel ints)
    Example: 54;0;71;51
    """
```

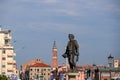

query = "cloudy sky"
0;0;120;68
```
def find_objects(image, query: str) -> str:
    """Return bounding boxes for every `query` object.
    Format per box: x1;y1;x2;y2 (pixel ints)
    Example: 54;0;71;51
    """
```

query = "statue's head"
68;34;74;41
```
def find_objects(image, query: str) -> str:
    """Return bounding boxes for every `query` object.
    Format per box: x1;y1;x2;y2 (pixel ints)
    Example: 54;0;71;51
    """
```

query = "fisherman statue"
62;34;79;72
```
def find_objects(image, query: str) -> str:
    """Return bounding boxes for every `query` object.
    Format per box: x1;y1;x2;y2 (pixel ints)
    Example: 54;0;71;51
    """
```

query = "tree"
0;75;8;80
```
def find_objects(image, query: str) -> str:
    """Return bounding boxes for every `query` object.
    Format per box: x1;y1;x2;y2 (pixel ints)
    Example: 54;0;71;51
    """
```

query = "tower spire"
53;41;57;49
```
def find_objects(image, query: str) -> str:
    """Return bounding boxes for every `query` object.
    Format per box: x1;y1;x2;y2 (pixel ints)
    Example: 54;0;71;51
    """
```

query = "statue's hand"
62;53;67;58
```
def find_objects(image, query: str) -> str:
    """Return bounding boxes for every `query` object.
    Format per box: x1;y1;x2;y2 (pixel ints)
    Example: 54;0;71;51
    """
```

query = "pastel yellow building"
0;26;17;75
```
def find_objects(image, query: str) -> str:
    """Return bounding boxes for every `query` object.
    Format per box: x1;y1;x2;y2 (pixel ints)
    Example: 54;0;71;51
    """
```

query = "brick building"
52;41;58;69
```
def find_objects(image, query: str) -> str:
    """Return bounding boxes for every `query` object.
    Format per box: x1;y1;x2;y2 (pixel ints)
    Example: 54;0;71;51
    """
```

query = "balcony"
7;68;13;72
4;44;13;49
7;53;16;57
7;60;16;64
4;36;12;40
7;68;13;71
4;43;11;46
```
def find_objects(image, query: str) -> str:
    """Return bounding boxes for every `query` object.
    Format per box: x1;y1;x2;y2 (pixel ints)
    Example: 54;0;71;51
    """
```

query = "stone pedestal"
66;72;80;80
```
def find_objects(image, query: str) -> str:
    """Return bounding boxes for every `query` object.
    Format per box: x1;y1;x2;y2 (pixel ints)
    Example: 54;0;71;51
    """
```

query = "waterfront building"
21;58;43;72
0;26;17;75
21;58;51;80
29;62;51;80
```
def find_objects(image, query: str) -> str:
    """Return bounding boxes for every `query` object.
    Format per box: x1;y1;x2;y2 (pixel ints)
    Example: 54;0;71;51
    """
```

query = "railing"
7;60;16;64
8;53;16;56
4;36;12;40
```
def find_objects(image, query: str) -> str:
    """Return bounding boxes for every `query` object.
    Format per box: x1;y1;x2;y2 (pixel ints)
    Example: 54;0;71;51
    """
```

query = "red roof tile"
29;63;50;67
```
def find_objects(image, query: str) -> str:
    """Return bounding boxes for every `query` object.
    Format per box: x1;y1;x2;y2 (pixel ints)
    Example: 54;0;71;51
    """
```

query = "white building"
0;26;17;76
114;59;119;68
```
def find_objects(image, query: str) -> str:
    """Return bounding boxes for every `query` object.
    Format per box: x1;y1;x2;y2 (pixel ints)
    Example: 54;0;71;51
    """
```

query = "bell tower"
52;41;58;69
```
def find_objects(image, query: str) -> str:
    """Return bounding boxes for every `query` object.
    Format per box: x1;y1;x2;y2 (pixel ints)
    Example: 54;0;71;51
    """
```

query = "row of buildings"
0;26;120;80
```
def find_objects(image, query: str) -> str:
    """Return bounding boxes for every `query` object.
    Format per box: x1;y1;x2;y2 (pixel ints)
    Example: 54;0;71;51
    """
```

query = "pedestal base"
66;72;79;80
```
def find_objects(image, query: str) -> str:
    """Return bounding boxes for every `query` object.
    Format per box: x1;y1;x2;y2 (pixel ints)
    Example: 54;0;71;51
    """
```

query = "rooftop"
29;62;50;67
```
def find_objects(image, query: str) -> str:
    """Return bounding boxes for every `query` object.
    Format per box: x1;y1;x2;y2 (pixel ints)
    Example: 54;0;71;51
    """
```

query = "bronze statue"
62;34;79;71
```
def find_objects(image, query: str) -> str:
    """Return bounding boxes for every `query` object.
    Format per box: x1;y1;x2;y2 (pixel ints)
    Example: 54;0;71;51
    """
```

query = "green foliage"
0;75;8;80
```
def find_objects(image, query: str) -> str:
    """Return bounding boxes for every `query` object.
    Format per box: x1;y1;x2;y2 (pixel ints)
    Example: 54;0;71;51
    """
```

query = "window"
2;72;5;75
48;69;50;71
7;70;13;72
48;73;50;75
2;65;5;68
8;63;13;65
44;69;46;71
2;57;6;60
8;56;13;58
2;49;5;54
37;69;39;72
5;40;9;44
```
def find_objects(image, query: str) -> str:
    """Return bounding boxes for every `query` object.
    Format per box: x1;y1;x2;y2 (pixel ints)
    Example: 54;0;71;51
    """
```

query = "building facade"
21;58;51;80
86;65;120;80
0;26;17;75
21;58;43;72
114;59;119;68
29;62;51;80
